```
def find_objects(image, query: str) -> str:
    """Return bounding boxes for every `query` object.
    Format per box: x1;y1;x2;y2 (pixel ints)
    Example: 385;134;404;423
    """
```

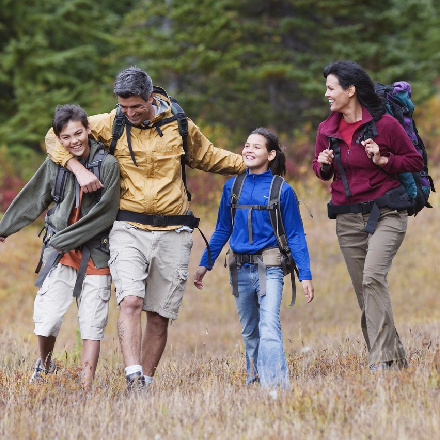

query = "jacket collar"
81;139;103;164
150;93;173;123
319;106;373;138
245;168;274;178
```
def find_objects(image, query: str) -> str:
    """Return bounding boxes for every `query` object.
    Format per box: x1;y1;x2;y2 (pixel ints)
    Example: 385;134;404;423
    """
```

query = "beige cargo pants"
336;207;408;367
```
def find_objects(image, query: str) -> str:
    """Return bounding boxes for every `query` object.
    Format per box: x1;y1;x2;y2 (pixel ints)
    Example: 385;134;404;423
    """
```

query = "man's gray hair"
113;67;153;101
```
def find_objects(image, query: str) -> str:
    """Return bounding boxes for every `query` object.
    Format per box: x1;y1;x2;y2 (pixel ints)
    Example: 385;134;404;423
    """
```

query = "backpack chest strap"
231;204;269;244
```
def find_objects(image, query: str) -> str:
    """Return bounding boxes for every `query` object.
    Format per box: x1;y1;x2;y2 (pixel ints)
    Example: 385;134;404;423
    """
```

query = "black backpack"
110;85;192;200
230;173;300;305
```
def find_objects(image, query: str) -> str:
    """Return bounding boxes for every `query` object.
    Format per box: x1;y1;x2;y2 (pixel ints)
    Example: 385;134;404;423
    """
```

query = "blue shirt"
200;169;312;280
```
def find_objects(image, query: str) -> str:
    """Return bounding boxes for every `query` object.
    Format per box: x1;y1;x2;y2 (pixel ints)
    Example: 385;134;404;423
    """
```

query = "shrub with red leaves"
0;175;26;213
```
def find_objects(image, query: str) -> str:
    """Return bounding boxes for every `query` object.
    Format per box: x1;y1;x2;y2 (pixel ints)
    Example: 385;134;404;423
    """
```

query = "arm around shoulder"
45;128;104;192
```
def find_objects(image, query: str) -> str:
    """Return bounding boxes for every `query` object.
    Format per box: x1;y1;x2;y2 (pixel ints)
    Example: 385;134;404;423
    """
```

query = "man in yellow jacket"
46;67;245;390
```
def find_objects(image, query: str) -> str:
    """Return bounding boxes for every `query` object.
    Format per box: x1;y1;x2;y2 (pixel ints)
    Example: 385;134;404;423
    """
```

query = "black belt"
117;209;211;267
116;210;200;228
328;186;410;234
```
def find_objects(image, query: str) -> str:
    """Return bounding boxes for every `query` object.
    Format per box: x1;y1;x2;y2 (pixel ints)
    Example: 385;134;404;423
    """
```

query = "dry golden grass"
1;170;440;439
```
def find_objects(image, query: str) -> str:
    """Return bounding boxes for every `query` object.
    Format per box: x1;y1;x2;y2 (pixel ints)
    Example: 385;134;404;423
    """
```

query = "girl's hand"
317;149;334;170
301;280;314;303
193;266;208;290
361;138;389;166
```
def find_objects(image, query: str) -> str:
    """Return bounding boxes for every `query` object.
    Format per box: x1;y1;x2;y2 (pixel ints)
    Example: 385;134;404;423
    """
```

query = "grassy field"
1;173;440;439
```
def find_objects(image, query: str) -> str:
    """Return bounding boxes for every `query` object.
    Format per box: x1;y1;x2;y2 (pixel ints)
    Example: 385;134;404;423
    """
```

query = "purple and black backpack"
374;81;436;215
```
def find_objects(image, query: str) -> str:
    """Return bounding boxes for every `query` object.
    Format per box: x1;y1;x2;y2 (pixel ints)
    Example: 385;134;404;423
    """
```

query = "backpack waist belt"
116;209;200;228
228;247;289;300
229;250;266;297
327;185;410;234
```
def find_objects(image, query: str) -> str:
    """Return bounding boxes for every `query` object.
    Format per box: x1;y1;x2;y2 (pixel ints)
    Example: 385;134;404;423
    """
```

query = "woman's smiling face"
325;73;352;114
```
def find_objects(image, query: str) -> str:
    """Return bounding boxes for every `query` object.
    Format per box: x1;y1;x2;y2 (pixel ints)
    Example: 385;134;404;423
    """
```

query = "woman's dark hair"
52;104;89;136
323;60;386;121
250;127;286;176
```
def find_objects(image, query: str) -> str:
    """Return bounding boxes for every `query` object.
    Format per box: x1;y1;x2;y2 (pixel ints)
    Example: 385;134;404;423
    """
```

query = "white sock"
125;365;143;376
143;375;154;385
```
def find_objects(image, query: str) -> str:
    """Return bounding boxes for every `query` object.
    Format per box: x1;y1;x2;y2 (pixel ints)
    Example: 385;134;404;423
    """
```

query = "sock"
125;365;143;377
143;375;154;385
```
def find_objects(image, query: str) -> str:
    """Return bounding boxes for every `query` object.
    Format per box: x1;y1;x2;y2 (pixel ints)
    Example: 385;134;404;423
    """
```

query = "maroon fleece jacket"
313;107;424;205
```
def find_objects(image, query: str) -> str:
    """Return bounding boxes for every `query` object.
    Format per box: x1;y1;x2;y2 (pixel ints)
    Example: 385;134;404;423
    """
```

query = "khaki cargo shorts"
108;221;193;320
33;263;111;340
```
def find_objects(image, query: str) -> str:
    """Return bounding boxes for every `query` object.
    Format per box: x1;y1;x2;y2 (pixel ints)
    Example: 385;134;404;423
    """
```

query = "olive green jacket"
0;140;120;268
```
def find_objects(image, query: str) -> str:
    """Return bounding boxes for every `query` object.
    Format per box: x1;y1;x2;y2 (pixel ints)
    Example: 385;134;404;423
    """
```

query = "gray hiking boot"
126;371;147;392
29;358;57;383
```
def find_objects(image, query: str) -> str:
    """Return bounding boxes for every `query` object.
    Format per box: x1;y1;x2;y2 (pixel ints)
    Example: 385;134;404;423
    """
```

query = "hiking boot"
369;361;391;373
29;358;57;383
126;371;147;392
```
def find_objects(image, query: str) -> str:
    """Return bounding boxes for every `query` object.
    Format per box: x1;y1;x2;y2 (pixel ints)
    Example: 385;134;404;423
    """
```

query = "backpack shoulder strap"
86;145;108;202
356;119;378;143
328;136;351;198
153;85;192;201
267;175;288;252
52;165;69;203
230;173;247;225
170;98;191;201
110;104;126;156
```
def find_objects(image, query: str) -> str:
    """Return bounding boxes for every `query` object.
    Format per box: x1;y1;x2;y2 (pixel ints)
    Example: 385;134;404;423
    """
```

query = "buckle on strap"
357;201;374;213
234;252;262;265
151;215;168;227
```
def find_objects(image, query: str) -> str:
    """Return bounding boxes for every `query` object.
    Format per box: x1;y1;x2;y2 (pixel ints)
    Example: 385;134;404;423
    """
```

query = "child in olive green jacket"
0;105;120;388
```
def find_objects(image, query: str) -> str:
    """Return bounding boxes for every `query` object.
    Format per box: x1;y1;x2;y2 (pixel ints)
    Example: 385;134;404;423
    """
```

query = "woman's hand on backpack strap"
318;149;334;170
301;280;314;303
193;266;208;290
362;138;389;167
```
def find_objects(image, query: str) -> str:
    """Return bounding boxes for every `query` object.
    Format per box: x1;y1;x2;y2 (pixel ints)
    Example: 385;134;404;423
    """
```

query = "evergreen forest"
1;0;440;187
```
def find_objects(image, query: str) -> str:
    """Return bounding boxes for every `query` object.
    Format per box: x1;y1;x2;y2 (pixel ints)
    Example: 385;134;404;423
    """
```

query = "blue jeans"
233;264;290;389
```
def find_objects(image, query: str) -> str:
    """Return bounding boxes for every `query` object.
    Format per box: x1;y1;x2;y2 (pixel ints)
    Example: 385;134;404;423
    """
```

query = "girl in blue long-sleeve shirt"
194;128;314;389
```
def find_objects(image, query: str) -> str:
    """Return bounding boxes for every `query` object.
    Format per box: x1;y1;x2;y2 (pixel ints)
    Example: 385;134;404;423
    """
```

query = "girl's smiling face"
242;133;276;174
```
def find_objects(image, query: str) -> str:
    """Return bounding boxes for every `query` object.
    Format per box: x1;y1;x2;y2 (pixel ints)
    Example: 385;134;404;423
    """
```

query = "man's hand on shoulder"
66;158;103;193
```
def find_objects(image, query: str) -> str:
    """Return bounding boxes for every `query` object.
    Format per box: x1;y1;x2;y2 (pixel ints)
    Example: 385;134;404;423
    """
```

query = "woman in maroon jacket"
313;60;423;373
